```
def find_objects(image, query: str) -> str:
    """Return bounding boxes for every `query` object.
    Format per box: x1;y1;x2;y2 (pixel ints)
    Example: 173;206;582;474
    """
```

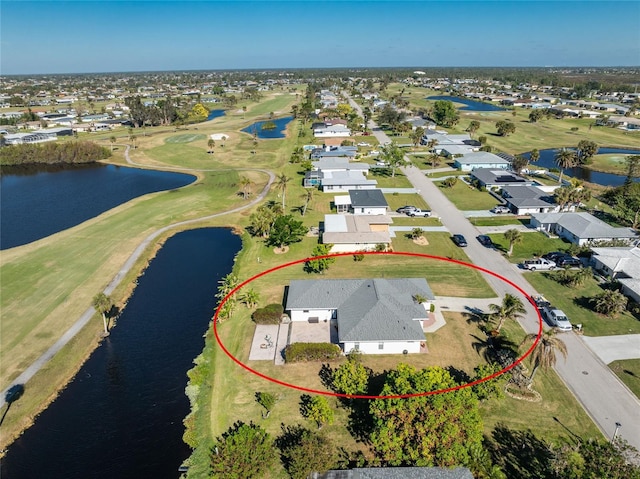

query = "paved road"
348;95;640;449
0;148;275;409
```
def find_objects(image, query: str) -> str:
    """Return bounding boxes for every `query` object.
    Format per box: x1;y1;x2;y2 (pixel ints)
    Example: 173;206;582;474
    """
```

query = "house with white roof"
285;278;434;354
453;152;511;171
318;170;377;192
590;247;640;303
314;124;351;138
531;212;637;246
322;214;392;252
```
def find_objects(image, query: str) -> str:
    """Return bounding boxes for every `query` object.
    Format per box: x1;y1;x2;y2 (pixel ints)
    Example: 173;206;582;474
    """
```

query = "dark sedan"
452;234;468;247
477;235;492;247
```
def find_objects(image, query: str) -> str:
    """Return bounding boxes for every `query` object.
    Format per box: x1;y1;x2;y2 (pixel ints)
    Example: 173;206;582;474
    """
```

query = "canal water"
427;95;506;111
241;116;293;139
0;163;194;250
207;109;225;121
1;227;241;479
523;147;640;187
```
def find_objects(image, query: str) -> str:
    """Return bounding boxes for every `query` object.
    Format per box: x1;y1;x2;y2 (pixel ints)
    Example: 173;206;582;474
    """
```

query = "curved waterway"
1;227;241;479
241;116;293;138
0;163;195;249
523;147;640;187
427;95;506;111
207;109;225;120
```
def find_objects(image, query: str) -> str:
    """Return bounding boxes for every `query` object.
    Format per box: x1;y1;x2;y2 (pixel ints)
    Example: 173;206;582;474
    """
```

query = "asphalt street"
347;95;640;449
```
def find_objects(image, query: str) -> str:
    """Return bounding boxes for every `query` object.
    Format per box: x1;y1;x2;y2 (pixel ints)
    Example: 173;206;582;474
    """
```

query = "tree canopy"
432;100;459;127
369;364;483;467
210;421;275;478
268;215;307;249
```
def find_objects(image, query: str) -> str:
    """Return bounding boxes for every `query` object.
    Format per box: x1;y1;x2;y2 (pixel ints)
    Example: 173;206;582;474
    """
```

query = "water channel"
1;227;241;478
426;95;506;111
0;163;195;250
522;147;640;187
206;109;225;121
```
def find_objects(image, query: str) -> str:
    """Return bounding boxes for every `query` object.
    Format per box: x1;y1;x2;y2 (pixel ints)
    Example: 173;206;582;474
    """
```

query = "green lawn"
385;193;431;212
437;181;500;210
587;152;640;175
468;216;527;227
609;358;640;399
392;216;442;227
487;231;572;264
370;169;414;188
526;273;640;336
426;169;464;178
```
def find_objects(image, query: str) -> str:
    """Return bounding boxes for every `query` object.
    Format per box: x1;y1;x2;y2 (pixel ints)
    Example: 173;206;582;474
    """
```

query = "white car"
543;308;573;332
491;205;511;214
522;258;556;271
357;142;371;147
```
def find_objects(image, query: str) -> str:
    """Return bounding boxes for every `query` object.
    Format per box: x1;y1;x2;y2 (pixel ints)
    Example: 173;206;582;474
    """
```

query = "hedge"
252;303;284;324
284;343;342;363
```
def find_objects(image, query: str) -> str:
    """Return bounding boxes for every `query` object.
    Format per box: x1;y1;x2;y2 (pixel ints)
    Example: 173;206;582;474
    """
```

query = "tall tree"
240;288;260;309
623;155;640;194
255;391;277;418
495;120;516;136
576;140;598;164
277;425;338;479
369;364;483;467
432;100;459;127
300;188;314;216
207;138;215;154
92;292;113;335
276;173;292;209
503;228;522;257
520;329;568;382
529;148;540;163
592;289;627;317
410;126;425;150
488;293;526;333
304;244;335;274
467;120;480;137
268;215;307;249
239;176;252;199
511;155;529;174
300;395;334;429
109;136;116;152
210;422;275;479
380;142;408;178
554;148;577;184
362;106;372;130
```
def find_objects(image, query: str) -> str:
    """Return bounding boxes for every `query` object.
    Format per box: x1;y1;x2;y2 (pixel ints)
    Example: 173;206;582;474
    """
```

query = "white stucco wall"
353;206;388;215
289;309;335;322
328;243;386;253
343;340;422;355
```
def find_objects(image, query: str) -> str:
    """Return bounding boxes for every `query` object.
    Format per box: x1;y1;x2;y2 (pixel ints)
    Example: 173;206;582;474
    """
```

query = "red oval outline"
213;251;542;399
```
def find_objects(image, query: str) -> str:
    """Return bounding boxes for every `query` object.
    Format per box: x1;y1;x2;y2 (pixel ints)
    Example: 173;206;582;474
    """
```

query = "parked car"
476;235;492;247
396;205;417;214
543;251;568;262
357;142;371;147
376;161;389;166
491;205;511;214
543;307;573;332
554;255;582;268
522;258;556;271
452;234;468;247
407;209;432;217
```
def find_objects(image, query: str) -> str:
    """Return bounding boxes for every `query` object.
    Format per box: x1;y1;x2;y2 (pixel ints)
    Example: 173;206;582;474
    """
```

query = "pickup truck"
406;209;432;217
522;258;556;271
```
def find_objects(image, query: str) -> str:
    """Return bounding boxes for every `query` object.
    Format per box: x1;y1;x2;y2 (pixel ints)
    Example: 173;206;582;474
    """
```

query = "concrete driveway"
582;335;640;364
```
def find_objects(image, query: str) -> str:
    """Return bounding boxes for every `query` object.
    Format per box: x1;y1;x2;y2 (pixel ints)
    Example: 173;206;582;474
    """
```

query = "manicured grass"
392;216;442;227
468;216;527;227
385;193;430;212
609;358;640;399
368;169;414;188
587;153;640;174
487;231;572;264
526;273;640;336
427;169;464;178
164;133;206;143
437;181;500;210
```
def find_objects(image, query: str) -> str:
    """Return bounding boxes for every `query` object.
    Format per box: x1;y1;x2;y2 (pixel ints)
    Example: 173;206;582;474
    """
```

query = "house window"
303;310;309;313
378;342;384;350
354;342;360;351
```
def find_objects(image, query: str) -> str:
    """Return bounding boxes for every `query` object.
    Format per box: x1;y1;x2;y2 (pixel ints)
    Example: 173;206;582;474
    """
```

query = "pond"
207;109;225;120
0;163;195;250
427;95;506;112
522;147;640;187
0;227;241;479
241;116;293;139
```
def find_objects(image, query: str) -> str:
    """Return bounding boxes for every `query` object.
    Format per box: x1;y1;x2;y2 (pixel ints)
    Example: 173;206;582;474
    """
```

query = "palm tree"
554;148;576;184
242;105;247;118
276;173;292;210
520;329;568;382
207;138;215;154
380;142;407;178
92;293;112;335
554;186;572;211
239;176;253;199
109;136;116;152
592;289;627;317
409;127;425;150
216;273;240;301
529;148;540;163
466;120;480;138
488;293;526;333
410;227;424;240
240;288;260;309
301;189;314;216
130;134;137;149
503;229;522;257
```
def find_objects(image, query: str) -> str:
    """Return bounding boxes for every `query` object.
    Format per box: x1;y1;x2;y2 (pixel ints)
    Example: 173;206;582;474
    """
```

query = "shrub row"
284;343;342;363
252;303;284;324
0;140;111;166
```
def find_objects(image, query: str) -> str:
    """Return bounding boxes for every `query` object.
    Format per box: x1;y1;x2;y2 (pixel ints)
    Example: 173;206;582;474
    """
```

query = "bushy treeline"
0;141;111;166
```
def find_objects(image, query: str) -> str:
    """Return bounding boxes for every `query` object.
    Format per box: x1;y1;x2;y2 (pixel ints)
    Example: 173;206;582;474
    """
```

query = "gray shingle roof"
533;212;637;240
349;189;388;208
286;279;434;342
320;467;474;479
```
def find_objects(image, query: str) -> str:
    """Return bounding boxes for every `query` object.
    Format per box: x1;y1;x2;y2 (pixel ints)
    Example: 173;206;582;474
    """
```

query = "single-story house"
322;214;391;252
453;152;511;171
285;278;434;354
311;157;368;173
319;467;474;479
33;127;73;137
348;189;389;215
605;116;640;130
3;132;57;145
590;246;640;280
470;169;535;191
440;144;476;157
314;124;351;138
319;170;378;192
501;185;558;215
531;212;637;246
310;146;357;160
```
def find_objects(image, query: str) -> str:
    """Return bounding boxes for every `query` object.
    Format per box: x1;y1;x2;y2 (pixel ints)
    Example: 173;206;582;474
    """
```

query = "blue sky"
2;1;639;74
